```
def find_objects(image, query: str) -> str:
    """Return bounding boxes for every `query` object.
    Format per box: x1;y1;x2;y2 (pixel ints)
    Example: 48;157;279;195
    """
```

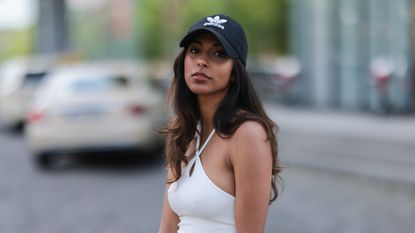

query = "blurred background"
0;0;414;233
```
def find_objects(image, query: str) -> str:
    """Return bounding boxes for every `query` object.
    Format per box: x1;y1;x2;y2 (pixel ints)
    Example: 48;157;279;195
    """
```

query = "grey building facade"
291;0;414;113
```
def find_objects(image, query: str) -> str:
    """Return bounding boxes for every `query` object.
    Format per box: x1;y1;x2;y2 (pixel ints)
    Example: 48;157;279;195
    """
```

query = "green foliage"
0;28;33;62
225;0;289;55
134;0;288;60
178;0;227;29
135;0;167;59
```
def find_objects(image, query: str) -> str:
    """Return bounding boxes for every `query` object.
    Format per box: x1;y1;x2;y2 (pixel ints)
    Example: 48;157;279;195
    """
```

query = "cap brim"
179;28;238;59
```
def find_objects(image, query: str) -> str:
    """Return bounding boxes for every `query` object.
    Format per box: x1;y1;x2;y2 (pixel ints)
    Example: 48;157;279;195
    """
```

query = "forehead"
188;31;222;46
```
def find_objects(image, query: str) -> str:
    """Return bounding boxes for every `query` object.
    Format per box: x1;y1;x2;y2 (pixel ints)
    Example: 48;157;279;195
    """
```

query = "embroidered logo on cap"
203;15;227;29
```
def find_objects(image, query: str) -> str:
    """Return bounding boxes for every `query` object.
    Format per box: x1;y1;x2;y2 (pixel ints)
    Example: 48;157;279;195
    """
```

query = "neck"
198;93;224;136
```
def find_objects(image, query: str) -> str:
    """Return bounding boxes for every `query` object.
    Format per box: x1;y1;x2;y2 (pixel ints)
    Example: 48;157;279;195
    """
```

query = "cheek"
184;56;193;80
217;63;233;83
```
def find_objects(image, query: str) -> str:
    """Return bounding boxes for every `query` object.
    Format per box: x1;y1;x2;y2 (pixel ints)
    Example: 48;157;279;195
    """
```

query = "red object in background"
128;105;146;116
110;0;133;39
373;74;390;93
28;110;45;123
370;57;393;93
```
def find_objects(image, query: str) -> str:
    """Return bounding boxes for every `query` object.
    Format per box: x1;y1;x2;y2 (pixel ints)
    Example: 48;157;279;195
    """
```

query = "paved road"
1;121;415;233
0;129;166;233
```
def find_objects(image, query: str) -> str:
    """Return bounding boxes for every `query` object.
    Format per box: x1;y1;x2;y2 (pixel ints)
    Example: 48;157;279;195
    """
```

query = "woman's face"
184;31;234;97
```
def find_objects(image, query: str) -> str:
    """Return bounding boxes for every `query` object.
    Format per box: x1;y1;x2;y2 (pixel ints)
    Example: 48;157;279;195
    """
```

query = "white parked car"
0;56;56;129
25;61;166;168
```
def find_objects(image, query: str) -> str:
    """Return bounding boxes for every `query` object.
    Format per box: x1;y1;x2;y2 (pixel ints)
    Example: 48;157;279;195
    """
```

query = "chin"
187;84;207;93
189;88;210;95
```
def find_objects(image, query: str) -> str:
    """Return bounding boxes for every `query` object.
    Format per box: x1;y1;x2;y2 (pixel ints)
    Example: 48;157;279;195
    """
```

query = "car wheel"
147;142;164;163
34;152;56;170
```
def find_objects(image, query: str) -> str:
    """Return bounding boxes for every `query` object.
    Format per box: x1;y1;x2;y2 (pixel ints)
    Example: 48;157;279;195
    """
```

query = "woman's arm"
231;121;273;233
158;168;179;233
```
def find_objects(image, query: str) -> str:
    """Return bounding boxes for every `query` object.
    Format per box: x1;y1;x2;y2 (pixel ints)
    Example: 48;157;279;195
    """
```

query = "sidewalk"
265;103;415;191
266;103;415;144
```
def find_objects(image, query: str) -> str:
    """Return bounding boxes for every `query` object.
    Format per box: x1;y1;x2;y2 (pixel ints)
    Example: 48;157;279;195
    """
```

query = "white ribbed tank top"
167;129;236;233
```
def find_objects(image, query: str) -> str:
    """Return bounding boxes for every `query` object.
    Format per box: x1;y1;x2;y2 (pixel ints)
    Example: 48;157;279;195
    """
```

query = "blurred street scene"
1;0;415;233
1;104;415;233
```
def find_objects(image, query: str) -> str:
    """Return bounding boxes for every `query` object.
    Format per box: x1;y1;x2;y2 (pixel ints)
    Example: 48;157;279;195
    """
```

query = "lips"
191;72;211;80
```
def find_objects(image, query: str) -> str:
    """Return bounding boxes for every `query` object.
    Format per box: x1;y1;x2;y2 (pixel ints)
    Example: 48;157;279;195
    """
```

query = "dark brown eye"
188;47;200;54
213;50;228;58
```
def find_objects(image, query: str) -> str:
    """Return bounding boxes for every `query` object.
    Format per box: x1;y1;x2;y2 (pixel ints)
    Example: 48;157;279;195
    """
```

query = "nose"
197;54;208;68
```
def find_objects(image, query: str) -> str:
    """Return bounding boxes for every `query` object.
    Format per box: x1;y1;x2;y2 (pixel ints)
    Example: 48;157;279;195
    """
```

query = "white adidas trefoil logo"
204;15;227;29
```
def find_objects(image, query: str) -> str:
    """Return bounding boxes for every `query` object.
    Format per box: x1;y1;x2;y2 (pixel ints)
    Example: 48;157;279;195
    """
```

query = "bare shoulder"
229;121;271;161
232;120;268;143
229;120;272;174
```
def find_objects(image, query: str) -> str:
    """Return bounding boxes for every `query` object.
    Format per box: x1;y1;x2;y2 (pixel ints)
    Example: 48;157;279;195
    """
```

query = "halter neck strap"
196;129;216;157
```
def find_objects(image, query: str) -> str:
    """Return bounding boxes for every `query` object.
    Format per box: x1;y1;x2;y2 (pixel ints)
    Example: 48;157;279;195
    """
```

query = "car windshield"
68;76;130;93
23;72;48;86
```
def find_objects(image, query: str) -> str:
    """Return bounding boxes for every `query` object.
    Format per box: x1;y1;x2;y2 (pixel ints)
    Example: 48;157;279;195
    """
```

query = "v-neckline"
189;128;215;177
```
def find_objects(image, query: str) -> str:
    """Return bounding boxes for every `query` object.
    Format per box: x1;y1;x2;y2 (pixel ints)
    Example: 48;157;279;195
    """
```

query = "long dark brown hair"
162;48;282;203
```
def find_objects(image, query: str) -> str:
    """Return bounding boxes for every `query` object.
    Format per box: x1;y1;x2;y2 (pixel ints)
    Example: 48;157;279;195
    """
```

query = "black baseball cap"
179;14;248;66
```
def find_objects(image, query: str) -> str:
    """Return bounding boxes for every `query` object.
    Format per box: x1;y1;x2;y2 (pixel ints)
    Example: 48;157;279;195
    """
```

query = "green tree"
135;0;288;60
225;0;288;56
0;28;34;62
135;0;167;59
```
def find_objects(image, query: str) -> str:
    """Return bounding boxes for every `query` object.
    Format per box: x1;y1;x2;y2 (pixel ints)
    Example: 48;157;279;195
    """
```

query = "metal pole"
35;0;68;54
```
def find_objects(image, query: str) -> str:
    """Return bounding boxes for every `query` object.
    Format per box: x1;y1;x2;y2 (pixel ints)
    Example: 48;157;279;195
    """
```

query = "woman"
158;14;281;233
